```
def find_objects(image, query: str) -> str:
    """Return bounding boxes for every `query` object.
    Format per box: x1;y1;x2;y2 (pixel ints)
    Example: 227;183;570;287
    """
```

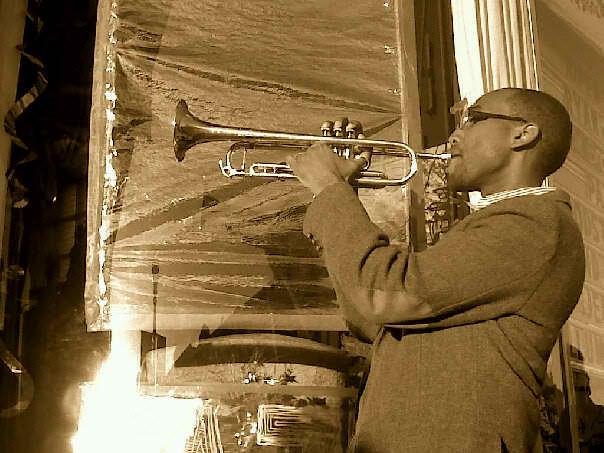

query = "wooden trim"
139;383;357;398
569;359;604;379
85;0;114;329
567;317;604;338
395;0;426;251
559;326;581;453
104;313;348;332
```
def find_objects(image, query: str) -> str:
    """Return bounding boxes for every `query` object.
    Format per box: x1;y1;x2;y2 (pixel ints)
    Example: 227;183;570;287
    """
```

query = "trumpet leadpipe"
417;152;451;160
418;142;451;160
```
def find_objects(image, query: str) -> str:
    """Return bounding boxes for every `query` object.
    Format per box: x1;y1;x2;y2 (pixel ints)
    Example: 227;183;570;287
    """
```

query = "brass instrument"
173;100;450;188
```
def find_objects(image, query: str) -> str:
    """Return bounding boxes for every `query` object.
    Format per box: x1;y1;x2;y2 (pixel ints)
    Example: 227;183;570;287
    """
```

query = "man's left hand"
286;143;366;196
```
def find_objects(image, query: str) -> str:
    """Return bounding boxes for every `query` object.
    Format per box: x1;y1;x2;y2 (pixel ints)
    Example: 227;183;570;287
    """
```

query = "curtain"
451;0;538;103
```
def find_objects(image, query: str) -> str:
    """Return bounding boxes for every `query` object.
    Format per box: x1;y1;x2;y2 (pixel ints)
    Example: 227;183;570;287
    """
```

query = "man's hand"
286;143;366;196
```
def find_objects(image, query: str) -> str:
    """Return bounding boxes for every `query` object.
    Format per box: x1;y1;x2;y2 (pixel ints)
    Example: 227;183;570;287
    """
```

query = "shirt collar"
469;186;556;211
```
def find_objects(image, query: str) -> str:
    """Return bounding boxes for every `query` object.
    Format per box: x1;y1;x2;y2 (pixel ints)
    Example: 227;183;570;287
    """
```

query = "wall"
535;0;604;402
534;0;604;448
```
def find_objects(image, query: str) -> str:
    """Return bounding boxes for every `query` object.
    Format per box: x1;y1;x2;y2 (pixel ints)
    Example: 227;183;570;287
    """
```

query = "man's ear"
511;123;540;151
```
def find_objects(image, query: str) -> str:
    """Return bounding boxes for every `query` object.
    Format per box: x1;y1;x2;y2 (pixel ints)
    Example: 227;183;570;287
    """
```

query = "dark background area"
0;1;110;452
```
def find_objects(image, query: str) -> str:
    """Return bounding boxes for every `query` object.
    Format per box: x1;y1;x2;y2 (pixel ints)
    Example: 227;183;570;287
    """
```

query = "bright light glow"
71;330;202;453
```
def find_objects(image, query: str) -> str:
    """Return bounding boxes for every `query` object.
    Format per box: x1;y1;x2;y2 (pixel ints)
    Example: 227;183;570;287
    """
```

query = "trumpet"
173;100;450;188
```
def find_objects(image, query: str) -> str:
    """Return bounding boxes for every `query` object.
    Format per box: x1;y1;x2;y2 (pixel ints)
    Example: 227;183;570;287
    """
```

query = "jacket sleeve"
303;182;558;327
331;274;382;342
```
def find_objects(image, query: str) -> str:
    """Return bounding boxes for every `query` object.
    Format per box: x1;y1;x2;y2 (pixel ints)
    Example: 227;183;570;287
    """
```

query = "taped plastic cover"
85;0;411;331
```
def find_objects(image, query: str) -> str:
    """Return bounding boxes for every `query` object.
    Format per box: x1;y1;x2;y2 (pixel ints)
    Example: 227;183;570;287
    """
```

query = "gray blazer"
304;184;585;452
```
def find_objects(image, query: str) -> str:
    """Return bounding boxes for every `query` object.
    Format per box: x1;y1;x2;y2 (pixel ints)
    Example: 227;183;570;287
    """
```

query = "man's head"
446;88;572;194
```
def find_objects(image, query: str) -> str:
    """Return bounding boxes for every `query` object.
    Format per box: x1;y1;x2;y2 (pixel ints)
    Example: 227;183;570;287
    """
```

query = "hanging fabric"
450;0;539;103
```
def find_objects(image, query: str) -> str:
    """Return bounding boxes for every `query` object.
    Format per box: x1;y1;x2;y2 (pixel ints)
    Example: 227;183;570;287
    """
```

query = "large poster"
86;0;414;331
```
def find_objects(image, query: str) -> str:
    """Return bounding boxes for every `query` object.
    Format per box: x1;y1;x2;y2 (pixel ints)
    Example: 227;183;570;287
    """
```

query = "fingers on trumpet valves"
320;117;365;157
320;120;339;155
332;117;348;156
349;124;372;170
321;117;368;160
354;142;372;170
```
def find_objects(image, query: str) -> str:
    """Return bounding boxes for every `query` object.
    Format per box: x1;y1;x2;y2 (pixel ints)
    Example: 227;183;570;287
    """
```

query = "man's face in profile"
446;93;524;193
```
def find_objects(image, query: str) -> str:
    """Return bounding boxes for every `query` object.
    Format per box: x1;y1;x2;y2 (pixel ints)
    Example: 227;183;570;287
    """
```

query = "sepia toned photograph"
0;1;602;452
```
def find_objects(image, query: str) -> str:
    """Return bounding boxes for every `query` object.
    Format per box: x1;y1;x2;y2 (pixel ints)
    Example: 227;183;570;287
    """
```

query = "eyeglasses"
450;98;529;130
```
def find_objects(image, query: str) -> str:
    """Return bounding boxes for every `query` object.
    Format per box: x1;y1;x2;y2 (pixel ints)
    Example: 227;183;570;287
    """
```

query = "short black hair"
494;88;573;177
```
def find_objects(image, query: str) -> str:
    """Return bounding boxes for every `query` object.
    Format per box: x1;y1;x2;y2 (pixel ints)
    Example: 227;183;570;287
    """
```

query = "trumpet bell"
173;100;218;161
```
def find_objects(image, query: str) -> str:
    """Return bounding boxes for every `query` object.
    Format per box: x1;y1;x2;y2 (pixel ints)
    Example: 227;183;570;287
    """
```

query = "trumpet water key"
173;100;450;188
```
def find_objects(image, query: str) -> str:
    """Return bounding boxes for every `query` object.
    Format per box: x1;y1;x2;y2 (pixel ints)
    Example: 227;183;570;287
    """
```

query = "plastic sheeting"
86;0;415;331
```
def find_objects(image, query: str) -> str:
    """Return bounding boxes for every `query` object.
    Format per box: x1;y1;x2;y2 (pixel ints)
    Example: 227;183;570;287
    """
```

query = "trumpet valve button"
346;121;363;138
333;121;343;136
321;121;334;136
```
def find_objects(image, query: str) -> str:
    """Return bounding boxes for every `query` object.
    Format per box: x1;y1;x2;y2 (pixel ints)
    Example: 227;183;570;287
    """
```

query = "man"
286;88;585;452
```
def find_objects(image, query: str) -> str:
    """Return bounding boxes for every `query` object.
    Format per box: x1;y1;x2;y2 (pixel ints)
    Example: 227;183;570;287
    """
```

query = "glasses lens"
450;98;469;129
459;107;470;129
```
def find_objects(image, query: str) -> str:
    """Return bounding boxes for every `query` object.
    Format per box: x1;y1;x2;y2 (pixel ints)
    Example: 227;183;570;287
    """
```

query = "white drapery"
450;0;539;104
